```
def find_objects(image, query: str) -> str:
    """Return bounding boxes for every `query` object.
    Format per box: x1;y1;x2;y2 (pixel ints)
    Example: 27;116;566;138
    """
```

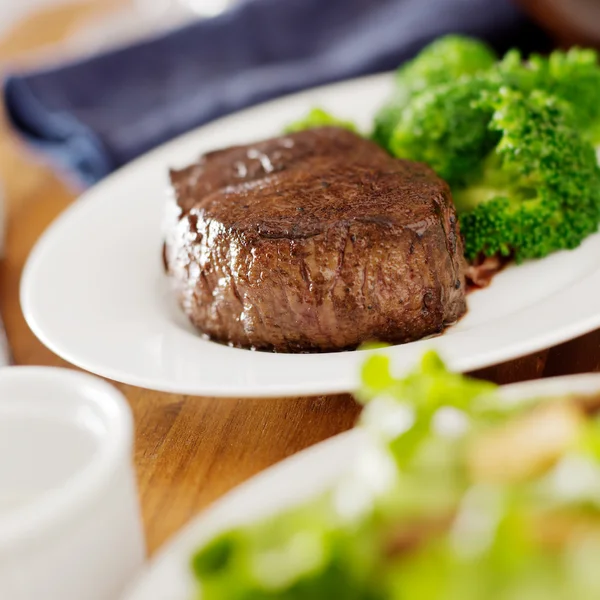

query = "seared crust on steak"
164;127;467;352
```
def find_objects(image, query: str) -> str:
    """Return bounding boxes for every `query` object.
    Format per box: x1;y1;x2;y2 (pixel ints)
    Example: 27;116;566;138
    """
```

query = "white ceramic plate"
21;73;600;397
122;373;600;600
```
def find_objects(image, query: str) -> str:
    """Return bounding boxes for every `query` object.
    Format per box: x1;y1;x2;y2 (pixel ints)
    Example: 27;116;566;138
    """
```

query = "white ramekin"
0;366;145;599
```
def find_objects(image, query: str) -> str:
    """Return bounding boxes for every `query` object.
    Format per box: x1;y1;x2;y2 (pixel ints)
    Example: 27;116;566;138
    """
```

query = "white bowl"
0;366;145;600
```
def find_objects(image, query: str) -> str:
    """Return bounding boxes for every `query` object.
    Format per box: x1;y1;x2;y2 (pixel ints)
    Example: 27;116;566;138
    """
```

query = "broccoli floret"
496;47;600;143
284;107;358;134
545;48;600;140
386;67;600;263
388;77;499;187
373;35;497;150
395;34;497;92
457;88;600;262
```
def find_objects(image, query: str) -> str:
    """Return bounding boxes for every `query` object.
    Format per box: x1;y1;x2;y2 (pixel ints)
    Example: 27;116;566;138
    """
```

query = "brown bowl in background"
516;0;600;47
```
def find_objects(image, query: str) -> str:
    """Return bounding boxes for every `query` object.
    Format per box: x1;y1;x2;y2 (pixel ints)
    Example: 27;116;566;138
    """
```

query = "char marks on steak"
164;127;467;352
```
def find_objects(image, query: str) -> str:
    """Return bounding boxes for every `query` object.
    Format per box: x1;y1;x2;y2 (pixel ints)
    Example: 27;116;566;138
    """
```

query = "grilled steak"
164;127;467;352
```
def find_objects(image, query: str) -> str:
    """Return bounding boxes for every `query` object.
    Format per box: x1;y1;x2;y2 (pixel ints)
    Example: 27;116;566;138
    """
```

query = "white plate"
21;73;600;397
122;373;600;600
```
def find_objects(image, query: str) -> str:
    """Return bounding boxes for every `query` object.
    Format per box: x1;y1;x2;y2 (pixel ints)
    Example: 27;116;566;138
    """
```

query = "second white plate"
21;74;600;396
122;373;600;600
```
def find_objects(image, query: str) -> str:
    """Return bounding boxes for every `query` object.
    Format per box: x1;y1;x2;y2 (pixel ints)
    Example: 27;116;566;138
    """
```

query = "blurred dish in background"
139;0;239;20
0;0;78;38
0;0;239;65
517;0;600;47
67;0;239;56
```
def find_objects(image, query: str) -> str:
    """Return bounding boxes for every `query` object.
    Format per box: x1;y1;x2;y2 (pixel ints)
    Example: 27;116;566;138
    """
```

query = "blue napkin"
3;0;548;187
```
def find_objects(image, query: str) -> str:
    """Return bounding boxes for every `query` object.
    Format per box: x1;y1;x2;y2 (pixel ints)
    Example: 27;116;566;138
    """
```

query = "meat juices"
164;127;467;352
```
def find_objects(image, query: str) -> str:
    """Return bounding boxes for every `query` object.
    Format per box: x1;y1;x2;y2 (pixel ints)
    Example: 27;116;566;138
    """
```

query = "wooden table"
1;1;600;556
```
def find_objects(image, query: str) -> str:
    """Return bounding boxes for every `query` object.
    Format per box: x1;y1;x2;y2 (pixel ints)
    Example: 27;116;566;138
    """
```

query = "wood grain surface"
1;1;600;556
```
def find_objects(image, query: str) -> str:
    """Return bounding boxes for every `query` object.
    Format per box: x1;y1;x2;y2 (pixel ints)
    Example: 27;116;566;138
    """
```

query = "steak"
164;127;467;352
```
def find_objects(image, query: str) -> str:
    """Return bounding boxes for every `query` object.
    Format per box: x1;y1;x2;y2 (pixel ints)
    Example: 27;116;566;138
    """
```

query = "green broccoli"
496;47;600;144
457;88;600;262
384;51;600;263
394;34;498;92
284;107;358;134
388;77;499;187
373;35;497;149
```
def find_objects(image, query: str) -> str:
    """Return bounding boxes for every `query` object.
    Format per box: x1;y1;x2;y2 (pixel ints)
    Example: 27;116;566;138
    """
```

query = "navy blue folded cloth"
3;0;549;187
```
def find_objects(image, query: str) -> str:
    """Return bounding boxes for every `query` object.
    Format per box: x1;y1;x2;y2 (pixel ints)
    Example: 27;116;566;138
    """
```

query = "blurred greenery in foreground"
191;350;600;599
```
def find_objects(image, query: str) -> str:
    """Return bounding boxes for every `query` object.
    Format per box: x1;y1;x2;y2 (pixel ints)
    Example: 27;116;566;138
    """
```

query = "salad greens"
191;352;600;599
285;35;600;264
